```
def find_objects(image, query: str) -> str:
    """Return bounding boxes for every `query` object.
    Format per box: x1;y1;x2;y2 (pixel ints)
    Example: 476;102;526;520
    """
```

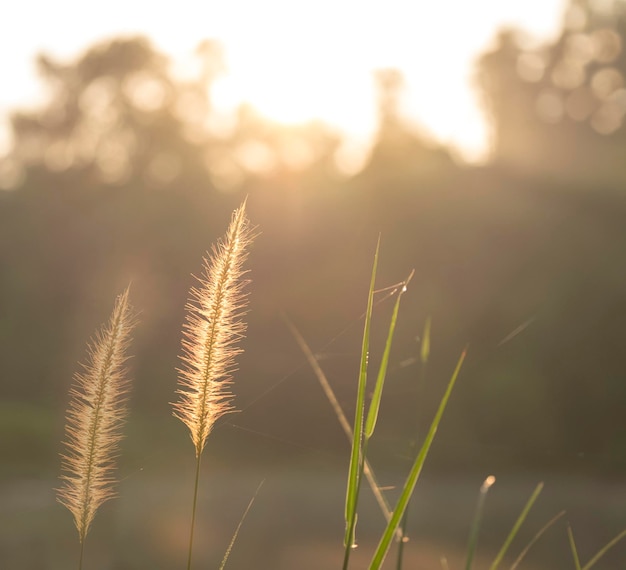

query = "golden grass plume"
57;288;135;543
173;200;254;457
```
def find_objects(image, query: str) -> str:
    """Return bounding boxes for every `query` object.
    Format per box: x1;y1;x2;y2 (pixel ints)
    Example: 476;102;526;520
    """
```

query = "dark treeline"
1;0;626;478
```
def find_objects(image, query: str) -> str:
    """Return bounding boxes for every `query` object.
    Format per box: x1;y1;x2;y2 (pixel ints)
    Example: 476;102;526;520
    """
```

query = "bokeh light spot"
536;89;564;123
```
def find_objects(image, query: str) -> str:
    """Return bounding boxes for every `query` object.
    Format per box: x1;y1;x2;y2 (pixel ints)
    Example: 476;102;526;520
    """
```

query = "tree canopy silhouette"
477;0;626;187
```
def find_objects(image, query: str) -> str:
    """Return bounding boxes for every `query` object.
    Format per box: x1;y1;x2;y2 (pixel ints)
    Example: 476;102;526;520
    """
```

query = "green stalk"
364;270;412;439
369;349;467;570
343;239;379;570
395;509;409;570
186;453;203;570
488;482;543;570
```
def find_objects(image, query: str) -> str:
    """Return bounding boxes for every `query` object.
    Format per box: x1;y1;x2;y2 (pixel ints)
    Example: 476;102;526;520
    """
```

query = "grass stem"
78;539;84;570
186;453;203;570
219;481;264;570
395;509;409;570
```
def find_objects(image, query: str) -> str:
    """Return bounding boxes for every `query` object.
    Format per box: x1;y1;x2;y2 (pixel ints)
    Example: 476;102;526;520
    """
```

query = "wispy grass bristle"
57;288;135;549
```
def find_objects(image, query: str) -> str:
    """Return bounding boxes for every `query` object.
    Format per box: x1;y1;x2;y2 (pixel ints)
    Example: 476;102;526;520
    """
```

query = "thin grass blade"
582;527;626;570
368;348;467;570
218;480;264;570
365;270;413;439
488;482;543;570
568;525;583;570
465;475;496;570
344;238;380;549
509;510;565;570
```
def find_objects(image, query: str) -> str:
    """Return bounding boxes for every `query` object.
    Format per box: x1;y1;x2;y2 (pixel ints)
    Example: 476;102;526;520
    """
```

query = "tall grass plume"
57;288;135;565
172;200;254;569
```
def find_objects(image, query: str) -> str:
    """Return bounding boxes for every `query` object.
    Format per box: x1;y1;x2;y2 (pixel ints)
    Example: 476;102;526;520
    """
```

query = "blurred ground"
2;467;624;569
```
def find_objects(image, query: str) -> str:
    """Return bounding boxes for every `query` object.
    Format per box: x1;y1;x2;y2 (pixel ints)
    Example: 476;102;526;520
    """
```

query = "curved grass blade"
567;525;583;570
465;475;496;570
365;270;413;439
488;482;543;570
509;510;565;570
581;527;626;570
344;238;380;566
218;480;264;570
368;348;467;570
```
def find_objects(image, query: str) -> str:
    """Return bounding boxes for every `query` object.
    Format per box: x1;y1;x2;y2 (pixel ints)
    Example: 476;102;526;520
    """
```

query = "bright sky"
0;0;566;164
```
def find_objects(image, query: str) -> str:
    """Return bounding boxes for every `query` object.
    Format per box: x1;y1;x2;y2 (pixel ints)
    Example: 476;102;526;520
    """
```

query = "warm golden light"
1;0;566;164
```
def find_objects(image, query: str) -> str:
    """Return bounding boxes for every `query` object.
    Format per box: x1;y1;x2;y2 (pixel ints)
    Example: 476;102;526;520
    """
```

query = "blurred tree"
361;68;454;184
4;37;220;189
477;0;626;187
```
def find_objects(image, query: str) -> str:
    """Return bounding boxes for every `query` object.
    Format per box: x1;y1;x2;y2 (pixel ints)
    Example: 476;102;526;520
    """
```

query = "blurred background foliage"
1;0;626;486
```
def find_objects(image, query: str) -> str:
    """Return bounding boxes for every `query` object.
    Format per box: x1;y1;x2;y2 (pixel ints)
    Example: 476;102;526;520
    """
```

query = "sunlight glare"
0;0;567;164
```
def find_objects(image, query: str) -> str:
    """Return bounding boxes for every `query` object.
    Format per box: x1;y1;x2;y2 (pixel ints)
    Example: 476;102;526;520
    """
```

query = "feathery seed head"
57;288;135;543
173;201;254;457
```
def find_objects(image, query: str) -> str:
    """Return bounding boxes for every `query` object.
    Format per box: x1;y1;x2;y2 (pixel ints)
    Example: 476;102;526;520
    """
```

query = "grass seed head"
173;201;254;457
57;288;135;543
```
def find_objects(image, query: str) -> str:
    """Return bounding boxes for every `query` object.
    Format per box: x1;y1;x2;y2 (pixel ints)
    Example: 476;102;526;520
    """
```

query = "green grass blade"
465;475;496;570
568;525;583;570
368;348;467;570
344;238;379;550
285;316;395;527
488;482;544;570
582;527;626;570
509;510;565;570
365;270;413;439
218;481;264;570
421;316;431;364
